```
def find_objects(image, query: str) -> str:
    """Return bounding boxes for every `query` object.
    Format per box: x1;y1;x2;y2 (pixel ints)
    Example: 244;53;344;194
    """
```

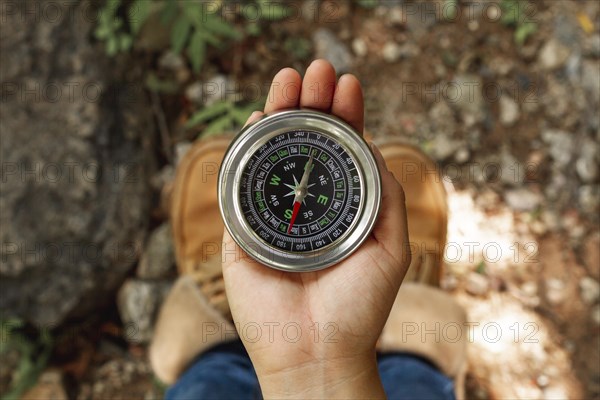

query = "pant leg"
165;340;261;400
378;352;456;400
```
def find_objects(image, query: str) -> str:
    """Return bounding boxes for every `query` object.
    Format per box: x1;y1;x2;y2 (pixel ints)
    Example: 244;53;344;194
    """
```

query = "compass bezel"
219;109;381;272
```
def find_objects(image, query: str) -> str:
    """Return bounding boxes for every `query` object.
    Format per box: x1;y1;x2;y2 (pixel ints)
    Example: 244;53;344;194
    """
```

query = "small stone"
578;185;600;214
584;34;600;58
117;279;171;343
592;305;600;325
501;150;524;186
429;134;460;160
454;147;470;164
158;51;185;71
545;278;566;305
538;38;571;70
530;219;547;236
22;369;67;400
576;144;598;183
499;95;520;127
522;282;538;297
466;272;490;296
489;57;513;76
175;141;192;165
582;61;600;105
382;41;402;63
137;223;175;279
204;75;238;106
313;29;353;73
536;374;550;388
447;74;485;126
352;38;368;57
150;165;175;192
184;82;204;105
388;6;405;25
505;188;543;211
579;277;600;304
541;130;574;168
441;273;458;291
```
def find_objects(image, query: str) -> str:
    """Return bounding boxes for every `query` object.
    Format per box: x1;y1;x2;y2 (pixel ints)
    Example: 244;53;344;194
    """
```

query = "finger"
243;111;264;127
370;143;410;268
264;68;302;114
331;74;364;134
300;59;337;112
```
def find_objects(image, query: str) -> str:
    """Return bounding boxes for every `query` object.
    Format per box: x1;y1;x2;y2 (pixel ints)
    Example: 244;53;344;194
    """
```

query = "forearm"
256;353;386;399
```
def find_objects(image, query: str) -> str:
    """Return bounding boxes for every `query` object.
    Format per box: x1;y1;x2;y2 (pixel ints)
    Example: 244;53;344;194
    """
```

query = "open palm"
222;60;411;385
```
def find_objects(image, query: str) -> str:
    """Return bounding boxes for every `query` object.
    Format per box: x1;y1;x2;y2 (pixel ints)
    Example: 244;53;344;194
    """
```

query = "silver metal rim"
218;109;381;272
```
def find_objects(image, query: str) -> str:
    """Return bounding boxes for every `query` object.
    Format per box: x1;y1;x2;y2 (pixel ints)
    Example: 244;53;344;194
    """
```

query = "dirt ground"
13;1;599;399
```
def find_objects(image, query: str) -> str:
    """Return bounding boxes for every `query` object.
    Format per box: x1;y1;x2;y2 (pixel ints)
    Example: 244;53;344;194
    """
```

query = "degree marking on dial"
241;131;362;248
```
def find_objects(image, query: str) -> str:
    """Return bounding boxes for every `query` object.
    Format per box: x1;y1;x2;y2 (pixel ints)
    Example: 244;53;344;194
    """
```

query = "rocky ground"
4;1;599;399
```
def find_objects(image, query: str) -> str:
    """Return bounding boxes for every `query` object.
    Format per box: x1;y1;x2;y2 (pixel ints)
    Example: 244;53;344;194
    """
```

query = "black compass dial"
239;130;362;253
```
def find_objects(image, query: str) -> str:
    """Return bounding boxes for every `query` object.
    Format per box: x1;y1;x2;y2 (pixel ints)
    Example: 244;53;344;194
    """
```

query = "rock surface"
117;279;171;343
0;0;154;326
313;29;353;73
136;223;175;279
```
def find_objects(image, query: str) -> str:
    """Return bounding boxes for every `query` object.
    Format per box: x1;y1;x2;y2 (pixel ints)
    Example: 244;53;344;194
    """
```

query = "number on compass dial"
239;130;362;253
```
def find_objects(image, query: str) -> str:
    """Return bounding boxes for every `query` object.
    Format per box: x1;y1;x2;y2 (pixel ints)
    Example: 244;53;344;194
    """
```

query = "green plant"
185;99;264;138
94;0;292;72
0;319;54;400
165;2;241;72
500;0;538;45
443;0;459;21
283;37;312;60
355;0;378;9
94;0;134;56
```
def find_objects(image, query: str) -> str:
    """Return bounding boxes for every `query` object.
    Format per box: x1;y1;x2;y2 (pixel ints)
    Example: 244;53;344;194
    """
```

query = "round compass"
219;109;381;272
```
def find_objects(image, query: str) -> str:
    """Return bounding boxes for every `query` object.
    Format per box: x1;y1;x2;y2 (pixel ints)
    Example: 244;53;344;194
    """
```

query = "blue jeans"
166;340;455;400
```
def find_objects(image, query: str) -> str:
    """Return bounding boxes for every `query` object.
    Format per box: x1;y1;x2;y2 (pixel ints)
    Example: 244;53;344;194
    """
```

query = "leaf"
106;36;119;56
145;72;179;94
229;106;253;125
203;15;241;39
356;0;378;9
259;2;289;21
245;21;261;36
185;101;231;128
188;30;206;72
202;115;234;137
119;33;133;51
105;0;122;12
515;21;537;45
94;22;111;39
199;30;221;47
129;0;152;35
160;0;178;25
171;16;192;54
182;1;203;24
443;0;458;21
500;0;519;26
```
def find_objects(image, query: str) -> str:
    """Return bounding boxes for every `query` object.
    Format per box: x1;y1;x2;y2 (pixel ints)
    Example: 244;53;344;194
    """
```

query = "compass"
218;109;381;272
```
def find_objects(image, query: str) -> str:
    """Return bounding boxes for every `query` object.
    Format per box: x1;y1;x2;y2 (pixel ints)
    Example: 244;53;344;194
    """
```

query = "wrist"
256;352;385;399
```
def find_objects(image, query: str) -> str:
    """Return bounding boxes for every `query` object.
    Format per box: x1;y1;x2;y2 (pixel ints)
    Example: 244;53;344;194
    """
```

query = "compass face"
239;130;361;253
219;109;381;272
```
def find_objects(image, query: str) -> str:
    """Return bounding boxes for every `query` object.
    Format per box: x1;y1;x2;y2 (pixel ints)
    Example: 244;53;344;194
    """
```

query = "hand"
222;60;411;399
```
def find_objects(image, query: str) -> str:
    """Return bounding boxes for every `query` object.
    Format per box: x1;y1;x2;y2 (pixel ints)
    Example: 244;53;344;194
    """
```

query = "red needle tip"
288;201;302;234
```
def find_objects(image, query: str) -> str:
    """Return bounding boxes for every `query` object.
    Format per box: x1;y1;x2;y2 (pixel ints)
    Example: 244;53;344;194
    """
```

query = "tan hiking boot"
379;141;448;286
376;140;468;399
150;138;235;385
